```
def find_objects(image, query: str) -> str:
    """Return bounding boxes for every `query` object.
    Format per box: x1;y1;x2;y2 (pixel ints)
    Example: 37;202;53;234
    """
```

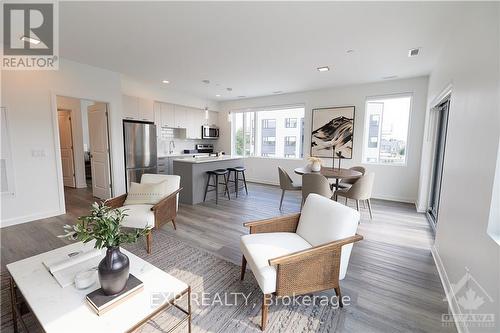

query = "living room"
1;2;499;333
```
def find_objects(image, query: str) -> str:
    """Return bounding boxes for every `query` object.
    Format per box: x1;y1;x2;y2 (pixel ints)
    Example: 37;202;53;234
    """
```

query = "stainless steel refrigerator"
123;121;157;190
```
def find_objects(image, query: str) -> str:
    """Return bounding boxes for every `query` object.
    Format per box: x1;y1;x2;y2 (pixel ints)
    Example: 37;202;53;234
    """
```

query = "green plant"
59;202;150;249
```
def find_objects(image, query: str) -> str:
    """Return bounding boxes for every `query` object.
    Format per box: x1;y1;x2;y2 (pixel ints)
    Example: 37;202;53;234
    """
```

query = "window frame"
285;118;297;128
362;93;413;166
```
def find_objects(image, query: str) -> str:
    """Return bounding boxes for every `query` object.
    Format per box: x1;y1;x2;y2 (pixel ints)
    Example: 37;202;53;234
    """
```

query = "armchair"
105;174;182;254
240;193;363;330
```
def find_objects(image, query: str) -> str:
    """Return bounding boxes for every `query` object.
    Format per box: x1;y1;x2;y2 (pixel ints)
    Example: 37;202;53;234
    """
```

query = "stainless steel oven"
202;125;219;139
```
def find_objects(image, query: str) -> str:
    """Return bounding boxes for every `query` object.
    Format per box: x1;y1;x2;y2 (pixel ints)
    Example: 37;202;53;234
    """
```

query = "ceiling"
59;2;463;101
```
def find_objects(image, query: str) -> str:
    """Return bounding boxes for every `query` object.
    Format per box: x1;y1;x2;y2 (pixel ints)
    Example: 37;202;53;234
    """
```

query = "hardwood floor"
0;182;454;332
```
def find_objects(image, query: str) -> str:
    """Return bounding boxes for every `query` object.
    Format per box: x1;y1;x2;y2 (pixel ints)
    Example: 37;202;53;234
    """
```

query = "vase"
311;161;321;172
98;246;130;296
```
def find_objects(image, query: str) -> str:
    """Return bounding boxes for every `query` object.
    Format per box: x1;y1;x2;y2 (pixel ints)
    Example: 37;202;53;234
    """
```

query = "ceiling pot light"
317;66;330;72
382;75;398;80
273;91;283;94
226;88;232;91
215;94;221;97
20;36;40;45
162;80;170;84
408;48;420;57
237;96;246;98
346;49;354;53
202;79;210;84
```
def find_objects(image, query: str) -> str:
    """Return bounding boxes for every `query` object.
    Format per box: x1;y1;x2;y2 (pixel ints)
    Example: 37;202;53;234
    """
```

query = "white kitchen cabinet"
122;95;154;121
161;103;175;128
154;102;162;126
208;111;218;127
138;98;154;122
122;95;139;120
174;105;187;129
184;108;204;139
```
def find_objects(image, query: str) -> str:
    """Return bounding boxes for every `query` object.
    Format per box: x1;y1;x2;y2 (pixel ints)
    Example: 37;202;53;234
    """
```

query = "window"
262;119;276;129
285;136;296;146
363;95;411;165
285;118;297;128
231;106;304;158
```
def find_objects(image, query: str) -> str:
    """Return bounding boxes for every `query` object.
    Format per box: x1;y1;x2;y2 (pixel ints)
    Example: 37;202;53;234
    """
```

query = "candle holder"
336;151;343;170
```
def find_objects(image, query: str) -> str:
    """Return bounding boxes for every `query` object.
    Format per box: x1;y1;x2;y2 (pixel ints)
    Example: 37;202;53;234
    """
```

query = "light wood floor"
0;183;454;332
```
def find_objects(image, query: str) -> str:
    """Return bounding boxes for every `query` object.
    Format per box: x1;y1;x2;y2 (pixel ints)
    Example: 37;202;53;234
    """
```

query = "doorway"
427;98;450;227
56;96;112;207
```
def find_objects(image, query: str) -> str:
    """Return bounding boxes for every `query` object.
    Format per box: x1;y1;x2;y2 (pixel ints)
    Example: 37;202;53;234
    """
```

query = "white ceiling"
59;2;463;101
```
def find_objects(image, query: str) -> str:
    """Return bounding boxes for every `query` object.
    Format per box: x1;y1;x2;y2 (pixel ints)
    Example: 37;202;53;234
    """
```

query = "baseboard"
246;178;417;205
0;209;65;228
431;245;468;333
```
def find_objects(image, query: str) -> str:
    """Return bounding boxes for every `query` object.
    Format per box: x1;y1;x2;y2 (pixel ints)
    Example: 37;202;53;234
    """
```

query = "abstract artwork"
311;106;355;159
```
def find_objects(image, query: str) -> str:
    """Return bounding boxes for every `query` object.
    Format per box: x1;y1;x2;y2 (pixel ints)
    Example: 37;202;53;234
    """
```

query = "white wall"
56;96;87;188
1;59;125;227
420;3;500;332
218;76;429;203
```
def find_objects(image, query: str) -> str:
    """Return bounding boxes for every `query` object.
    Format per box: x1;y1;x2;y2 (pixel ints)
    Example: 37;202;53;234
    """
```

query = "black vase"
98;246;130;296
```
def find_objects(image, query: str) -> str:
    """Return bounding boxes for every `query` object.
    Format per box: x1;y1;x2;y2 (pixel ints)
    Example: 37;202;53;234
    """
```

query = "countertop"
172;155;244;164
157;153;209;158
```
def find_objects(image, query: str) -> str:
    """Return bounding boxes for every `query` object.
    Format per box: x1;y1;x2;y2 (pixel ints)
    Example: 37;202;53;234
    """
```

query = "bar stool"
203;169;230;204
226;166;248;198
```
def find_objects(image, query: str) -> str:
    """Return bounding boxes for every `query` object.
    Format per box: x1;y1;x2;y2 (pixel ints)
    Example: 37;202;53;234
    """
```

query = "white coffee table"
6;241;191;333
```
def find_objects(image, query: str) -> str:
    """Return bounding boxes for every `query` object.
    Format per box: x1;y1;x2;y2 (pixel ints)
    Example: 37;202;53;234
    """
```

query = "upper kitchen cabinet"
122;95;139;120
138;98;154;122
208;111;218;127
122;95;154;122
174;105;187;129
185;108;203;139
154;102;175;128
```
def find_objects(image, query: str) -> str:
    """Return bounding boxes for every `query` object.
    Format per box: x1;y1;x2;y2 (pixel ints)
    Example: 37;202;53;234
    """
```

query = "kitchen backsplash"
157;137;214;156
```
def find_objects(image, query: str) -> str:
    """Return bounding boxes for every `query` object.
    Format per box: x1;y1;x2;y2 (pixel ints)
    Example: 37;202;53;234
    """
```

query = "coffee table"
6;241;191;333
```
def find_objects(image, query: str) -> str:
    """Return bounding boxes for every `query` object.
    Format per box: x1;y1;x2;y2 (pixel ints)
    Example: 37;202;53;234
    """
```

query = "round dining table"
294;167;362;191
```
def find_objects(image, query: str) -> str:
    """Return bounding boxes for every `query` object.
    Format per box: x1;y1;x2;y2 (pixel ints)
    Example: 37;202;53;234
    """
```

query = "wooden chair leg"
240;256;247;280
146;232;152;254
261;294;271;330
334;287;343;307
356;200;360;211
242;171;248;195
279;190;285;210
367;199;373;220
345;197;348;205
171;218;177;230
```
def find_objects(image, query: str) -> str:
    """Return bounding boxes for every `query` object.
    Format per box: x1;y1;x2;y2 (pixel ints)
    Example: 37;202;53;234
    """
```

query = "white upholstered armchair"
105;174;182;254
240;193;363;330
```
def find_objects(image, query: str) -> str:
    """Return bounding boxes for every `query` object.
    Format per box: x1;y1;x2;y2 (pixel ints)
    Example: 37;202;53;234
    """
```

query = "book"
86;274;144;316
43;248;103;288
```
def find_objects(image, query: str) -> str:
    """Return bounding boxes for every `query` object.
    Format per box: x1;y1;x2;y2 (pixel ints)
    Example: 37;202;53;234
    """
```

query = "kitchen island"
173;155;245;204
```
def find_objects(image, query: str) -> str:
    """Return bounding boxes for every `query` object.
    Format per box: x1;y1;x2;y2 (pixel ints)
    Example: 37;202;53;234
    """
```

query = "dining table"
294;166;362;191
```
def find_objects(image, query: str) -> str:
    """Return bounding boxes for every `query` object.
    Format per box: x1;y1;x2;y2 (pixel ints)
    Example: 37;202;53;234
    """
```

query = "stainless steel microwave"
202;125;219;139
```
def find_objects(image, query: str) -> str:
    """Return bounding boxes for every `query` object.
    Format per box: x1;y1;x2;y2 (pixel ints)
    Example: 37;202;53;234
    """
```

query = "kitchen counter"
157;152;209;158
173;156;245;205
172;155;242;164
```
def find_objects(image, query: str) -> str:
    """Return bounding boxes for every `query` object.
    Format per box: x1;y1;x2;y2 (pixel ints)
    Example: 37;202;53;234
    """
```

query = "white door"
88;104;112;199
58;110;76;188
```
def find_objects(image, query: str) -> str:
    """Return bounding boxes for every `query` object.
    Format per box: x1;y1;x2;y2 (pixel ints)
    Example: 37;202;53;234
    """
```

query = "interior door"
428;99;450;226
58;110;76;188
88;104;112;199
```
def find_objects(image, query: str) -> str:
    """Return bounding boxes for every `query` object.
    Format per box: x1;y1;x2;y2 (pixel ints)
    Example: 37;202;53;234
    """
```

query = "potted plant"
307;157;323;172
60;202;150;295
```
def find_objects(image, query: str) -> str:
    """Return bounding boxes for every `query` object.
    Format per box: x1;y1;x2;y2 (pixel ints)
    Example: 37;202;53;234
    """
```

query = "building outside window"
285;118;297;128
362;95;411;165
231;106;304;159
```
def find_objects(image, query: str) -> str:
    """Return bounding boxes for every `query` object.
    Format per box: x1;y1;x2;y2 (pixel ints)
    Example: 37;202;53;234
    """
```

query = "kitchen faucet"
169;140;175;154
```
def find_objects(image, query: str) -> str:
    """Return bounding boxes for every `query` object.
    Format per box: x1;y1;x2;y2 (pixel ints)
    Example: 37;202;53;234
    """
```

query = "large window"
232;106;304;158
363;95;411;165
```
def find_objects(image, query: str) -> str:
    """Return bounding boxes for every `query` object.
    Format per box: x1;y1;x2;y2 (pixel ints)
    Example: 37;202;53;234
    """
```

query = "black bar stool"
203;169;230;204
227;166;248;198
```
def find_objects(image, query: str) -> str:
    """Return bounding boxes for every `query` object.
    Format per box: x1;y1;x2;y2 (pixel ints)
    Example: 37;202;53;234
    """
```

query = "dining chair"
302;173;334;204
334;172;375;219
278;166;302;210
338;166;366;189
